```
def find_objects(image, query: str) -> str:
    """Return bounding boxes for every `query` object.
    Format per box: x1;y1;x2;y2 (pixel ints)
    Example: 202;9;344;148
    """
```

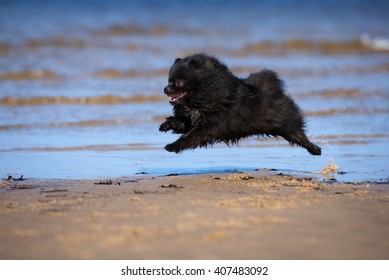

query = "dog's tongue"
168;93;183;100
168;92;186;102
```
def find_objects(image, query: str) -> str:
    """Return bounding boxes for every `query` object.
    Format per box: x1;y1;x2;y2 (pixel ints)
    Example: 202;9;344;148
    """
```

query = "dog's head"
163;58;191;105
164;54;228;105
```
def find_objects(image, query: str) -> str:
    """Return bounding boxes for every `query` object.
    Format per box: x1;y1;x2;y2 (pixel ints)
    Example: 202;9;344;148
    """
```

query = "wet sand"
1;171;388;260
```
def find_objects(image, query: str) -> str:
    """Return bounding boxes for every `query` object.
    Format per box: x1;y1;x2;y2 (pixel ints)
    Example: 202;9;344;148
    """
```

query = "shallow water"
1;0;389;182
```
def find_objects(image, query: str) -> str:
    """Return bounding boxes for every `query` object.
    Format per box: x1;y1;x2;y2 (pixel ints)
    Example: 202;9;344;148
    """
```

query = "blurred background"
0;0;388;181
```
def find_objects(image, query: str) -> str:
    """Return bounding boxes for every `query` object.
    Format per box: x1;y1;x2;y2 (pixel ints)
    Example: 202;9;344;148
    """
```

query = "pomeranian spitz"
160;53;321;156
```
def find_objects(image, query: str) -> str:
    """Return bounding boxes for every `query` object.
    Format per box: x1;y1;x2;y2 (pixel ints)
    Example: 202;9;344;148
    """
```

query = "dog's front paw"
159;121;171;132
164;143;182;153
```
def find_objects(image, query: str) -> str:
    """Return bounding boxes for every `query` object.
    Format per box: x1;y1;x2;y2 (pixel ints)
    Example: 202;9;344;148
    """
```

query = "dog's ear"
188;58;202;69
175;58;182;63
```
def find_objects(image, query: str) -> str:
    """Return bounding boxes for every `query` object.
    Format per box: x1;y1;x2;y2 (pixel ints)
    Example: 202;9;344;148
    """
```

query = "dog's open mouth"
168;92;186;103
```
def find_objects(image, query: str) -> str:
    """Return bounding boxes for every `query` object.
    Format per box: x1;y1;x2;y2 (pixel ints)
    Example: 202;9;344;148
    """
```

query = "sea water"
1;0;388;182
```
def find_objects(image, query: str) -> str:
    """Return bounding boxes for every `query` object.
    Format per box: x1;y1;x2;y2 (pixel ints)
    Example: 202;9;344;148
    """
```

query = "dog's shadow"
135;166;257;177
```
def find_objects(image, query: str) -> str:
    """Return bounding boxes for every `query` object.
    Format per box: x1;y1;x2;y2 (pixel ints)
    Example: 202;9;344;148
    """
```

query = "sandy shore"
0;170;388;260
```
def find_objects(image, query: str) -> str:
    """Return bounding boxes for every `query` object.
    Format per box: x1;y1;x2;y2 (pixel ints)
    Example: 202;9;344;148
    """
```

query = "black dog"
159;53;321;156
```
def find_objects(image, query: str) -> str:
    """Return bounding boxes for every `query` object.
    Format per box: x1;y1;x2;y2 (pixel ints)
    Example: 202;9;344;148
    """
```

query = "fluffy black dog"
159;53;321;156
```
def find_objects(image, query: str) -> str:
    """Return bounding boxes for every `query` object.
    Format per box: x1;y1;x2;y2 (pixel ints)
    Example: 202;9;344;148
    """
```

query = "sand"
0;170;388;260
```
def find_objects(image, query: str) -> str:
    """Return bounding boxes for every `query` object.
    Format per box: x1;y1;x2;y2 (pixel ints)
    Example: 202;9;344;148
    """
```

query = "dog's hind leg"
281;129;322;156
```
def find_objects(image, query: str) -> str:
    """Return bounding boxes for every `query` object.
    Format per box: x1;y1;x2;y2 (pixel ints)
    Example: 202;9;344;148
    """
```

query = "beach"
1;171;388;260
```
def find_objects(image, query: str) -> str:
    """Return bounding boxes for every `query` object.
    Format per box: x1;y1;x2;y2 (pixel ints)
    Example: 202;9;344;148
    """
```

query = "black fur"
159;53;321;156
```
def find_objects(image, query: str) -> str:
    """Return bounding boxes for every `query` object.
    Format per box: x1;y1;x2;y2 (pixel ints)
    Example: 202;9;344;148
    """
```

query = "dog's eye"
175;80;184;87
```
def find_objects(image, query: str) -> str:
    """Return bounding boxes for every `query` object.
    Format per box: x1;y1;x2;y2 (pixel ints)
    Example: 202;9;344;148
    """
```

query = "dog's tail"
244;69;284;97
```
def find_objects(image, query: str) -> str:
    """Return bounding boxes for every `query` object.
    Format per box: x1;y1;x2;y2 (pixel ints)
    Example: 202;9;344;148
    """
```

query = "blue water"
1;0;389;182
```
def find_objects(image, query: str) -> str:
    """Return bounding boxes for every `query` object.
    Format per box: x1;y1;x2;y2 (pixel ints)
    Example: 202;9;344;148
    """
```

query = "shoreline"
1;171;388;260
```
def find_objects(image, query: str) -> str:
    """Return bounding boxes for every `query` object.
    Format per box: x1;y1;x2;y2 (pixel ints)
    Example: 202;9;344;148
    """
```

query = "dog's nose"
164;86;169;94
